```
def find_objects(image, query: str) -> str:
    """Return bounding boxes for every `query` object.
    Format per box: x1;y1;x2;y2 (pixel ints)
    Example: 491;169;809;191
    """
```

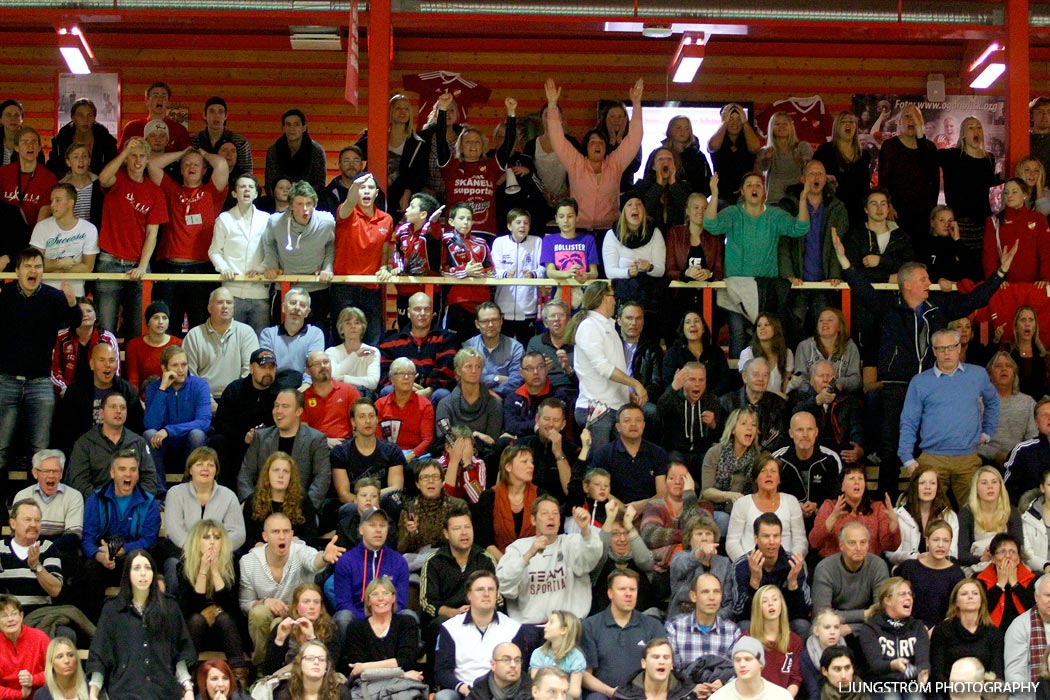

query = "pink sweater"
547;107;643;230
808;499;902;558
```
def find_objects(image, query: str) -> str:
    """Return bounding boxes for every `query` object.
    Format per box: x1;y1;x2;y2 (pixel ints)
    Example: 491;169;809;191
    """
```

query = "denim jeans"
0;375;55;474
143;428;207;494
234;296;271;335
95;254;143;339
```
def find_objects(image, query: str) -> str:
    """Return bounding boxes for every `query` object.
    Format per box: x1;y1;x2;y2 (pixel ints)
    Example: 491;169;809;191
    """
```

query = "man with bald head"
53;343;142;453
379;291;458;406
302;349;360;447
789;359;864;464
772;410;843;520
719;357;788;451
466;643;532;700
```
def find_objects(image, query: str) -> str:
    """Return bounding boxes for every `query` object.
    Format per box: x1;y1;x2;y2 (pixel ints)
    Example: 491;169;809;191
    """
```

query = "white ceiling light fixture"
669;32;706;83
57;26;96;75
289;25;343;51
968;42;1005;89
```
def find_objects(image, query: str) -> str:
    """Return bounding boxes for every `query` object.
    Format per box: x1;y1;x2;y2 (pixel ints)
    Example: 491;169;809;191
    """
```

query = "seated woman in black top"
339;577;423;681
929;577;1004;684
262;583;342;676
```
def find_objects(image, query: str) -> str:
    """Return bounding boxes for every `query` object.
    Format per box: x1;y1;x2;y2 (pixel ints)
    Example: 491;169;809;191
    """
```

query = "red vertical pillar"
367;0;392;190
1005;0;1030;172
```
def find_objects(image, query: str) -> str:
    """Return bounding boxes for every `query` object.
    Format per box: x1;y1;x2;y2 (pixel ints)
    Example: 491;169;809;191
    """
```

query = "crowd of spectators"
4;79;1050;700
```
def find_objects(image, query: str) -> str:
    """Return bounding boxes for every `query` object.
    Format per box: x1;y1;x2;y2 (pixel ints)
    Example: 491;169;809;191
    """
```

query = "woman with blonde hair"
1016;155;1050;215
177;519;247;682
929;578;1004;684
749;585;802;697
326;306;380;395
355;94;428;215
757;111;812;203
530;610;586;699
701;407;760;534
856;577;930;690
36;636;88;700
814;111;871;224
602;196;666;318
242;451;317;548
983;178;1050;284
1006;305;1050;401
338;577;423;682
940;115;999;276
274;639;350;700
957;465;1023;572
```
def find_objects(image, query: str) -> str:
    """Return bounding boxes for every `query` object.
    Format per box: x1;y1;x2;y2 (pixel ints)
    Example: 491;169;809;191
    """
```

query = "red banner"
344;1;359;106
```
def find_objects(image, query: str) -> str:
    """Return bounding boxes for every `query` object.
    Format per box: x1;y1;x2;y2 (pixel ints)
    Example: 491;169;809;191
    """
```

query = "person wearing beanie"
709;636;792;700
124;300;182;398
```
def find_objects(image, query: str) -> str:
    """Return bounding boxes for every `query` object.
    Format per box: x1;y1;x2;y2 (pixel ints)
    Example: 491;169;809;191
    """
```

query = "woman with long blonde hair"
38;637;88;700
757;111;812;202
957;465;1023;572
178;520;247;681
749;585;802;697
701;407;760;534
1006;305;1050;400
602;196;666;318
1016;155;1050;215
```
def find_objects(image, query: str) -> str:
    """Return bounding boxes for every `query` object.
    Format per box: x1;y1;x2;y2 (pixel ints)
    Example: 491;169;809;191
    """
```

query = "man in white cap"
709;637;792;700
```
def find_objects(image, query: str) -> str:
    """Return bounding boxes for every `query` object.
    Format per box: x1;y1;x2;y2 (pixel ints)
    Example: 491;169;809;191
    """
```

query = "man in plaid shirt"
665;572;741;695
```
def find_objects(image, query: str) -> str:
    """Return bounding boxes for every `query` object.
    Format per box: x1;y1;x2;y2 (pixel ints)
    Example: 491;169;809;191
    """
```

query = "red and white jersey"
755;95;831;148
404;70;491;131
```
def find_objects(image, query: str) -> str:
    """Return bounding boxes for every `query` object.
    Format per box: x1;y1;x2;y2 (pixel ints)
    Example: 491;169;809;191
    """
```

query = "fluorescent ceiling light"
969;63;1005;89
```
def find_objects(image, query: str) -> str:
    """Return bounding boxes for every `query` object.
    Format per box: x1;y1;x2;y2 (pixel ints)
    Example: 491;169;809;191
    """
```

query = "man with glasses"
463;302;524;401
898;328;999;506
526;299;577;406
831;228;1015;501
503;352;574;440
435;571;527;700
466;643;533;700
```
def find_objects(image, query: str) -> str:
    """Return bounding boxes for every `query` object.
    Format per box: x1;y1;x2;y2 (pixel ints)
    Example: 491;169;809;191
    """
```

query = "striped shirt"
0;538;63;612
238;541;324;614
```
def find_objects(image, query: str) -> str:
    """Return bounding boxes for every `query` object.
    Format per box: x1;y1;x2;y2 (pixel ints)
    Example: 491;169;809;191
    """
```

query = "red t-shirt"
156;175;228;261
0;162;58;224
302;381;361;439
123;335;182;397
334;204;394;288
99;170;169;262
442;157;502;234
374;390;434;456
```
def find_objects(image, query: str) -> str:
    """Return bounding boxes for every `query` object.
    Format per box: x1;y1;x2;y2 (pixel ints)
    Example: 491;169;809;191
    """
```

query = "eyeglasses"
932;343;960;352
0;611;22;620
302;656;327;664
33;468;61;476
520;365;544;373
496;657;523;665
392;372;417;378
418;474;443;482
477;318;501;326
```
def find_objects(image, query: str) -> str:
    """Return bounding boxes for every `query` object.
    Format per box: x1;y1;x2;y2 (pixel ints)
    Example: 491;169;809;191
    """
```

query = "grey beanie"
732;637;766;666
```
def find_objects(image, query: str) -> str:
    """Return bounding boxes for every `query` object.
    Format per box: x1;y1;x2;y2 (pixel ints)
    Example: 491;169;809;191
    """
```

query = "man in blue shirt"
898;327;999;506
463;302;524;400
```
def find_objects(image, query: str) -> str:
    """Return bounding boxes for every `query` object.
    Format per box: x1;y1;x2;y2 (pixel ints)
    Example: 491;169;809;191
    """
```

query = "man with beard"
466;643;533;700
301;350;360;446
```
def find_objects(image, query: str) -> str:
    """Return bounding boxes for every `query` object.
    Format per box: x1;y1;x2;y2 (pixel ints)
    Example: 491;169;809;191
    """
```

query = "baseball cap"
251;348;277;366
144;119;169;138
360;507;390;523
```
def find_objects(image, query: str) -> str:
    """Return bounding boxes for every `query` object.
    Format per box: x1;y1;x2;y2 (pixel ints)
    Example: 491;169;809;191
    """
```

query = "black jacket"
1005;434;1050;504
842;265;1004;383
612;668;696;700
662;340;733;397
210;375;278;446
856;612;930;682
791;389;864;455
47;122;118;177
656;386;722;460
771;443;843;507
54;377;144;454
719;388;788;452
928;617;1004;684
419;544;497;620
467;672;532;700
843;224;914;283
777;184;849;280
628;337;665;401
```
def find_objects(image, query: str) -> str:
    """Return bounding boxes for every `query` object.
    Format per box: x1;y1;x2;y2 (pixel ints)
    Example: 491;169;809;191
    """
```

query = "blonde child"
529;610;586;699
750;584;803;697
564;468;611;535
802;609;844;700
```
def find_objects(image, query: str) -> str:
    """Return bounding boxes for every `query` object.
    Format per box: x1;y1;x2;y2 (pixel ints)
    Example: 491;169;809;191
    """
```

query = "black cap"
251;348;277;366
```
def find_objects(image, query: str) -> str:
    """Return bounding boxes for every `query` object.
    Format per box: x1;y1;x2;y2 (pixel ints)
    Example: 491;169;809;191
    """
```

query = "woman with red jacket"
51;297;119;394
983;177;1050;284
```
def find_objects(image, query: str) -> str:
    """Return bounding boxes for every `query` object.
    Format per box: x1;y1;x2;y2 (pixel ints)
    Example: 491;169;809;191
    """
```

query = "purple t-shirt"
540;232;599;271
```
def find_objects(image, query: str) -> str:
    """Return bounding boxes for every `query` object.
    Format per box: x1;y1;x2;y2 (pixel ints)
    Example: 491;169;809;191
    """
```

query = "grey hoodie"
261;209;335;292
